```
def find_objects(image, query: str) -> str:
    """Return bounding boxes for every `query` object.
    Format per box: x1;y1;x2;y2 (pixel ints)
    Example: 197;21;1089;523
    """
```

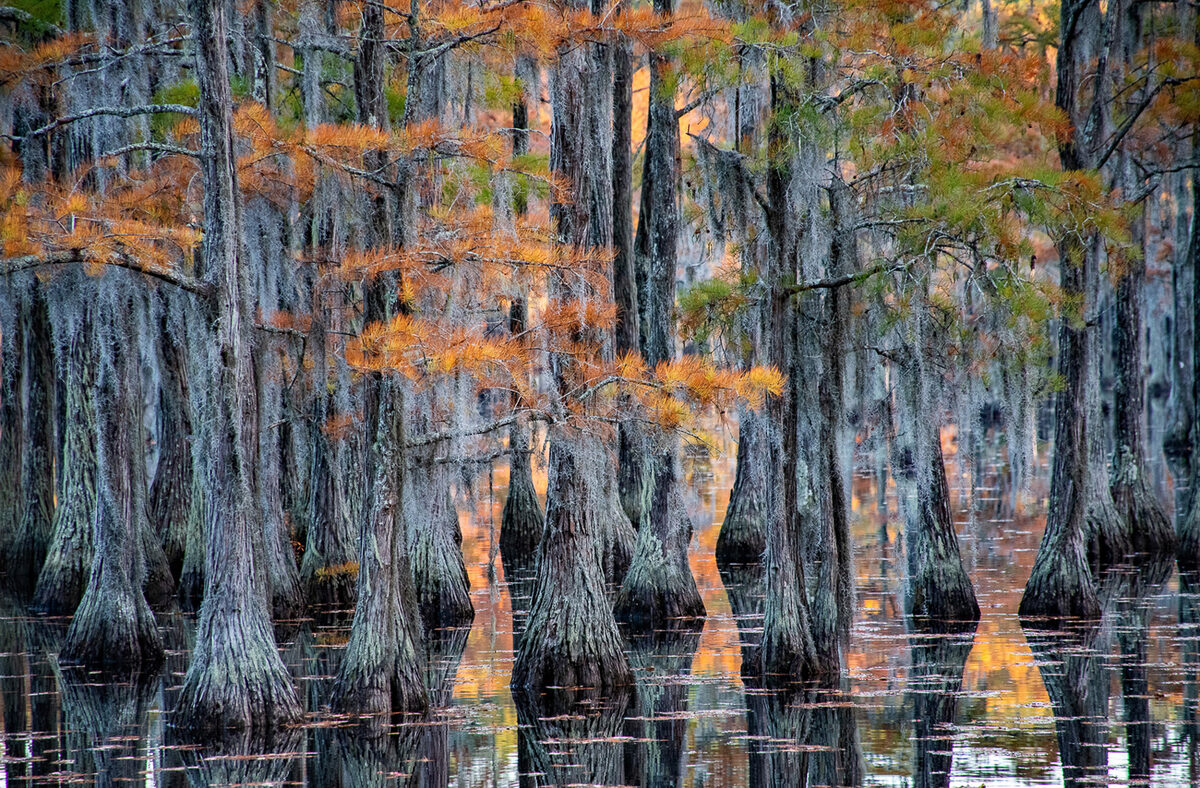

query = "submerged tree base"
1112;474;1175;562
174;603;302;739
1019;536;1101;625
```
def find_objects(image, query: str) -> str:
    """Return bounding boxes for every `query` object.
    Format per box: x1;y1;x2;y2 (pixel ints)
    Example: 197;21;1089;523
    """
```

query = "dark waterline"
0;442;1193;786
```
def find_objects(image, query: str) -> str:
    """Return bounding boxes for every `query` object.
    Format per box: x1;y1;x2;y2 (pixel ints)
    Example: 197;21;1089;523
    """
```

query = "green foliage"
150;79;199;137
678;276;751;354
482;73;526;110
8;0;62;32
387;86;406;126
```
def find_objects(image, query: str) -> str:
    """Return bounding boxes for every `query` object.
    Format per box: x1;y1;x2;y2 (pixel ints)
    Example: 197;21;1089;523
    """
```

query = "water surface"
0;436;1193;786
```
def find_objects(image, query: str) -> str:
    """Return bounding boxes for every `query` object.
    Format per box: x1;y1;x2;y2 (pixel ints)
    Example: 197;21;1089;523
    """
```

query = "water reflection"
908;625;975;788
1021;621;1111;787
624;625;702;787
0;444;1197;785
515;686;632;787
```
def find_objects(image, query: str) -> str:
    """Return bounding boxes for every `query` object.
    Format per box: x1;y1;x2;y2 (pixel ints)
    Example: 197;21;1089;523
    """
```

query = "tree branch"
786;262;899;294
0;249;213;297
10;104;198;140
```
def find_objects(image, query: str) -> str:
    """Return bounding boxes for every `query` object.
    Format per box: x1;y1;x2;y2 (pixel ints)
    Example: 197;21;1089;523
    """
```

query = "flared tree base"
1086;495;1132;575
31;552;90;617
1112;475;1175;561
60;585;163;674
1019;536;1101;625
500;468;544;568
174;605;302;739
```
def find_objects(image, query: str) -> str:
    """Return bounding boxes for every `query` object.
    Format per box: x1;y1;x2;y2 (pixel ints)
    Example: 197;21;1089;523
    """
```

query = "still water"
0;433;1194;786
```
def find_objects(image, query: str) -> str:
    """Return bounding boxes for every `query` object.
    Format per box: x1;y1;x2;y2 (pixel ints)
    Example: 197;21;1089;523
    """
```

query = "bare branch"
0;249;213;297
10;104;198;140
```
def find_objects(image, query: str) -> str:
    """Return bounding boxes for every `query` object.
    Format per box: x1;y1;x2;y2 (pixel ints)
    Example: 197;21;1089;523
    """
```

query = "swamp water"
0;434;1193;786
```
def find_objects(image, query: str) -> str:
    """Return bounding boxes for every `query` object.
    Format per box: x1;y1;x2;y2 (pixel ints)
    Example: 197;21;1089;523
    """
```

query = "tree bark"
60;283;163;673
716;411;770;568
7;279;55;593
513;0;634;693
150;299;194;580
405;451;474;631
512;432;633;692
1110;161;1174;560
331;377;428;718
616;0;705;632
1021;0;1109;620
0;282;23;569
32;282;96;616
174;0;301;737
614;450;705;629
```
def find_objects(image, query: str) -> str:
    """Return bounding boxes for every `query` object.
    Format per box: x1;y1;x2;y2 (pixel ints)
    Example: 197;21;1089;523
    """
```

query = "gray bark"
150;299;194;580
1110;153;1174;559
174;0;301;737
32;281;96;616
512;433;633;692
405;452;474;631
614;448;705;629
7;279;55;592
60;283;162;673
331;377;428;718
1021;0;1111;619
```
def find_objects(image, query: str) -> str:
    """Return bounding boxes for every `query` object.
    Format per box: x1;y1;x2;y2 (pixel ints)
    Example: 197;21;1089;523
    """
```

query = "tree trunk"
1021;0;1108;619
717;410;770;567
405;452;474;631
512;432;634;692
1175;111;1200;574
899;421;980;626
513;0;633;693
174;0;301;736
501;66;546;573
256;340;304;620
331;377;428;718
299;299;359;612
612;33;639;359
1019;234;1103;621
893;286;979;627
150;299;194;580
614;450;705;629
8;279;55;593
759;70;824;685
32;282;96;616
0;283;23;568
616;0;704;631
1110;172;1174;560
60;284;163;673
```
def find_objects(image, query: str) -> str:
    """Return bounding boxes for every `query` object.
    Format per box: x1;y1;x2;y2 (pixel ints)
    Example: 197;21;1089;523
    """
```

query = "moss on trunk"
32;294;96;616
331;378;428;719
614;448;705;630
60;293;163;673
717;410;770;568
512;432;633;693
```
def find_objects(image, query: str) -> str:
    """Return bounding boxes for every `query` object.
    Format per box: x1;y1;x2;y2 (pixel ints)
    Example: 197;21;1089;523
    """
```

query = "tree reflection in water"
1022;619;1110;788
515;685;632;787
907;623;976;788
